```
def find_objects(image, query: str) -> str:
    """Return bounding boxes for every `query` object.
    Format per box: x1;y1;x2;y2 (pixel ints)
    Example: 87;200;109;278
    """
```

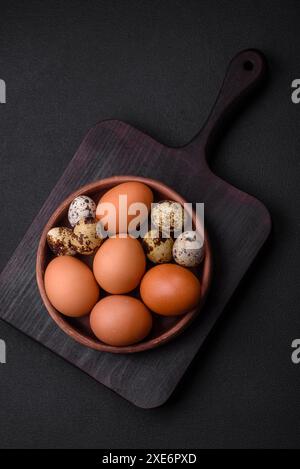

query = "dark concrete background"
0;0;299;449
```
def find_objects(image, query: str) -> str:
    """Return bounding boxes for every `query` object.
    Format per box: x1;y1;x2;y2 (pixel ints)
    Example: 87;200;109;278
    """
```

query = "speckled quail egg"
173;231;204;267
142;229;174;264
68;195;96;227
151;200;186;236
95;219;108;240
72;218;103;255
47;227;77;256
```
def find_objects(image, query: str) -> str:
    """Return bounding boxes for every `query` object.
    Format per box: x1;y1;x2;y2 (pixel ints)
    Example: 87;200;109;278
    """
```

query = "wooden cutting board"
0;50;271;408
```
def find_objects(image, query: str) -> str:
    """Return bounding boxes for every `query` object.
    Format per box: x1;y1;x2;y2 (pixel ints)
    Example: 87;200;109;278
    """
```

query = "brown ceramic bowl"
36;176;212;353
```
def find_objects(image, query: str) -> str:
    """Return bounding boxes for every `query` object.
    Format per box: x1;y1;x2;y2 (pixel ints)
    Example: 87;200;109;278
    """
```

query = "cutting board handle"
187;49;267;155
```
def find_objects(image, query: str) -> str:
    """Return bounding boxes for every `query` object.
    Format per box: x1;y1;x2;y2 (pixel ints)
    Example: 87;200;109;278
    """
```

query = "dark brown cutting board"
0;50;271;408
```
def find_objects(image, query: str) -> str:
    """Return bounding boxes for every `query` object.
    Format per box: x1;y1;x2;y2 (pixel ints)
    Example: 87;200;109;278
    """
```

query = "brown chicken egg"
90;295;153;346
96;181;153;234
93;235;146;294
44;256;100;317
140;263;201;316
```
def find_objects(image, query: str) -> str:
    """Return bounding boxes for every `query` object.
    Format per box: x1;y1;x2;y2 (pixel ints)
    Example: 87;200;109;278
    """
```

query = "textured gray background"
0;0;299;448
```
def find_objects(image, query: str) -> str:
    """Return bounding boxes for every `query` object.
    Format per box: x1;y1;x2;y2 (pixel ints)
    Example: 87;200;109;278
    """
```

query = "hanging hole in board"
243;60;254;71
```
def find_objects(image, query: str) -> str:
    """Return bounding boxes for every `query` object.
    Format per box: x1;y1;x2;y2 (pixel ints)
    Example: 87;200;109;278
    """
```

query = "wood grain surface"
0;50;271;408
